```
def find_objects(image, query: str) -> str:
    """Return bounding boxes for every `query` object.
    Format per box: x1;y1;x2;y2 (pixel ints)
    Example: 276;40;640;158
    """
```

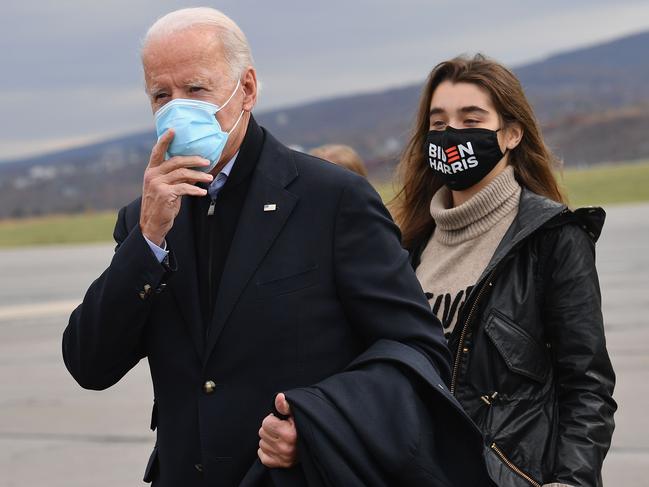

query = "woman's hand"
258;393;298;468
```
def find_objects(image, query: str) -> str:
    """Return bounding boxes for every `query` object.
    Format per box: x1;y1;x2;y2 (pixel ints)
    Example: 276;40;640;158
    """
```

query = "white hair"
142;7;254;80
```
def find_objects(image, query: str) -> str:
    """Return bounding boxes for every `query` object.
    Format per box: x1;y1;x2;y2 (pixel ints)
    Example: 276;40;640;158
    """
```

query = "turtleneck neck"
430;166;521;245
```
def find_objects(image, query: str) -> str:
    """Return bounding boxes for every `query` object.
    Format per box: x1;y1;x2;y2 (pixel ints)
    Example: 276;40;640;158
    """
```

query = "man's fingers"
259;425;279;442
258;411;298;469
261;414;281;437
162;167;213;186
258;447;290;468
260;418;296;446
259;437;294;462
157;156;212;175
171;183;208;198
149;129;175;168
259;438;274;453
258;449;281;468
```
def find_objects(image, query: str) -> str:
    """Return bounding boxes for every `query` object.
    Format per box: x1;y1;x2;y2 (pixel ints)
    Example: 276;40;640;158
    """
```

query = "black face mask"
425;126;505;190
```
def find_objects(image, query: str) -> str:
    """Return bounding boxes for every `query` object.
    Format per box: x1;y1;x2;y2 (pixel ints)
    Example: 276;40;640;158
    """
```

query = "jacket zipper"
490;443;541;487
206;198;216;337
450;269;495;394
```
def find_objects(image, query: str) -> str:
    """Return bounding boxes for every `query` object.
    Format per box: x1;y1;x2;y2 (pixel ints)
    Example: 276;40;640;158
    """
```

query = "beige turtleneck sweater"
415;166;521;338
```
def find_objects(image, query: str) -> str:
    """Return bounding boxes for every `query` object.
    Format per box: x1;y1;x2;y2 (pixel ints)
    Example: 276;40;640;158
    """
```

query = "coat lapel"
204;134;299;360
165;197;205;362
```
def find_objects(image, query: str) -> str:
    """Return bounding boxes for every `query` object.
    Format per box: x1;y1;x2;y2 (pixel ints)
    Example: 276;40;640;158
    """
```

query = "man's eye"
189;86;204;93
154;93;169;101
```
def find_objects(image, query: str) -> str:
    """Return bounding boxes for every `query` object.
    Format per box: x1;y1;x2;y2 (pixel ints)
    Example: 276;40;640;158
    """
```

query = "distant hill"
516;30;649;122
2;30;649;218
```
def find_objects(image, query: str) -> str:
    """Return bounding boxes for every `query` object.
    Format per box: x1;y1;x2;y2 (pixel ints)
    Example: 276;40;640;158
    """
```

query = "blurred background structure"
1;1;648;485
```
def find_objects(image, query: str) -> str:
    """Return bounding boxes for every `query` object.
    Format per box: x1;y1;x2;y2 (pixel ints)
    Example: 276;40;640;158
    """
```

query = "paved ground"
0;203;647;486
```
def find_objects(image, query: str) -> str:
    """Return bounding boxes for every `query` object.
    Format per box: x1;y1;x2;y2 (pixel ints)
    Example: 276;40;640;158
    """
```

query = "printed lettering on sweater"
425;285;474;338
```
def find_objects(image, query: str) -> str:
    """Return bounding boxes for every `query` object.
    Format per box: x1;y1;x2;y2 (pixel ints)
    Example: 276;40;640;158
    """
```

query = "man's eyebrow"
147;84;165;96
185;77;213;88
459;105;489;115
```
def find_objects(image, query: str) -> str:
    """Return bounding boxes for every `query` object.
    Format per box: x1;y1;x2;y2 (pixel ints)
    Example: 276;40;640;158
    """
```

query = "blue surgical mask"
154;79;244;173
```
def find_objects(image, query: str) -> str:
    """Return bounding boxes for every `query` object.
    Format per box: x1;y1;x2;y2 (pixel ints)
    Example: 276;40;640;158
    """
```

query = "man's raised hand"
139;129;213;245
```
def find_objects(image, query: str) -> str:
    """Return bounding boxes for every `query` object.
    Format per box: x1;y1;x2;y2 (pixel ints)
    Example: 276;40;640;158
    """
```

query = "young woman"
391;55;616;487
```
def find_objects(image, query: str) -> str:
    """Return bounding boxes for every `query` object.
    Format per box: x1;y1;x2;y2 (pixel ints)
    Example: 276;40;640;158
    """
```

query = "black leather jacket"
411;189;616;487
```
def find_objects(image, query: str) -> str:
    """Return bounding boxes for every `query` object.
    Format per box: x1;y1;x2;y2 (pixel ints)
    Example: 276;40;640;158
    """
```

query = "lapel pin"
263;204;277;212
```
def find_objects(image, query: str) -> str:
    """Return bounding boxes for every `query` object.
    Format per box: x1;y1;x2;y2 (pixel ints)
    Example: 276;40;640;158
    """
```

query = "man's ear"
241;67;257;112
505;122;523;150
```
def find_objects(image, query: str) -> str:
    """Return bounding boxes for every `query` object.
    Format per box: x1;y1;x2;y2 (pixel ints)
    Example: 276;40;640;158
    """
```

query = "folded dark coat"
242;339;494;487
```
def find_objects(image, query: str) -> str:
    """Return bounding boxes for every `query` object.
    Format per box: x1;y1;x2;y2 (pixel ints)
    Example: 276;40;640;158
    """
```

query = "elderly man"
62;8;477;487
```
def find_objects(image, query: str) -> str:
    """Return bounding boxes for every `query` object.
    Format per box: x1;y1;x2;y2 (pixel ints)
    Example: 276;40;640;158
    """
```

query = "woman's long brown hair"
391;54;567;250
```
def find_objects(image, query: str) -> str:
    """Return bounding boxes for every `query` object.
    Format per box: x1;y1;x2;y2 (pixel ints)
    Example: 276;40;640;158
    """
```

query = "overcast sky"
2;0;649;161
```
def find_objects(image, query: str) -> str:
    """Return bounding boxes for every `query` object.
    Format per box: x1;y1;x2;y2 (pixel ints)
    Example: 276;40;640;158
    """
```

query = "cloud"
1;0;648;159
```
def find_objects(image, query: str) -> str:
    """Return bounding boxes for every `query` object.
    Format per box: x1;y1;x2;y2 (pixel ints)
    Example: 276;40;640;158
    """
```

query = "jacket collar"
221;115;265;190
476;188;567;283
